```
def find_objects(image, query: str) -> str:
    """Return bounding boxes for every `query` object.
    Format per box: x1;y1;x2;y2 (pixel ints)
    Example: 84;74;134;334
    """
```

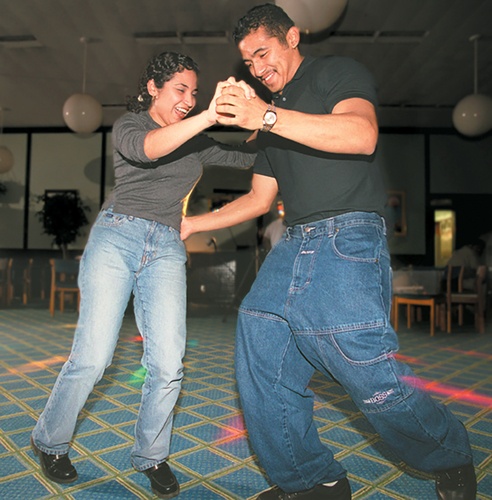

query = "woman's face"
148;69;198;126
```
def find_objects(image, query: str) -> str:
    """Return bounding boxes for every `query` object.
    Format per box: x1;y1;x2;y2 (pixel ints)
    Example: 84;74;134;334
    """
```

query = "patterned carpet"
0;305;491;499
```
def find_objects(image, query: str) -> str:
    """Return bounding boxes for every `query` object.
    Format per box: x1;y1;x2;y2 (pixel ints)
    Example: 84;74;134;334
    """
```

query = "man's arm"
216;86;378;156
181;174;278;240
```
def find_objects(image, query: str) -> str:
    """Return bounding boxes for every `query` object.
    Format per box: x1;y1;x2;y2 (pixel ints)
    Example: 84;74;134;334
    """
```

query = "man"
181;4;476;500
448;239;485;270
447;238;486;291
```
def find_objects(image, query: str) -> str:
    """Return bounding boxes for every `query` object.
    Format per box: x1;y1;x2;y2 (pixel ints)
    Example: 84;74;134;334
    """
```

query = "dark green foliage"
36;191;90;257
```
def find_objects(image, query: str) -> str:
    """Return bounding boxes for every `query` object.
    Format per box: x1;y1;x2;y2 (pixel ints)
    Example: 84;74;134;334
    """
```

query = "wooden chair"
393;294;446;337
49;258;80;316
21;258;34;305
10;257;34;305
446;265;487;333
0;257;14;306
392;267;446;336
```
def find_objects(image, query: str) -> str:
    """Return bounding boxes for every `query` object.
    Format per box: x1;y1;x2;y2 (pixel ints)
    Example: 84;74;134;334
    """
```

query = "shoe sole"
151;485;180;499
31;437;78;484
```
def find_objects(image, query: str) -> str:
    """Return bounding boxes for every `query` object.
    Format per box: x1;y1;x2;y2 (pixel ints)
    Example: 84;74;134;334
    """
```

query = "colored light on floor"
128;366;147;385
394;353;427;365
12;355;67;373
402;375;492;408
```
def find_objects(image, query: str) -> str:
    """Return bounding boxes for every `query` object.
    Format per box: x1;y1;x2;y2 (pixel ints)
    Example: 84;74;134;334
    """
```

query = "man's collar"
273;55;314;97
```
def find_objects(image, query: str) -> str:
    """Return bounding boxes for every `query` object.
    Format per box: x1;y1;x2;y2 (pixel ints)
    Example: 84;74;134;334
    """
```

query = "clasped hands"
209;77;266;131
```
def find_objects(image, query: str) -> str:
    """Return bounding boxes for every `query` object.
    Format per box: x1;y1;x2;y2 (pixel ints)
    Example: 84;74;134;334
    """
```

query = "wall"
378;133;426;255
1;128;491;264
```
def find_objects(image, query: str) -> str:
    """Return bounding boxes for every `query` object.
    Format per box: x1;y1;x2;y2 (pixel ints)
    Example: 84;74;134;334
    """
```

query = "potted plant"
36;190;90;259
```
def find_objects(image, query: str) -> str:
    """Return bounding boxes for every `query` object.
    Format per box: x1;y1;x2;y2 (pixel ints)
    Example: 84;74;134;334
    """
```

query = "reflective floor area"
0;306;491;499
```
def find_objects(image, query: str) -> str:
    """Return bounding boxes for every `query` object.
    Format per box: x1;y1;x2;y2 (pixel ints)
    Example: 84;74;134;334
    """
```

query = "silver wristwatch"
261;103;277;132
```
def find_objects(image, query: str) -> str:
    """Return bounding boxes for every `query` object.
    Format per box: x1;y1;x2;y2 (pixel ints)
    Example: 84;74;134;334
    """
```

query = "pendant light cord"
81;37;88;94
470;34;480;95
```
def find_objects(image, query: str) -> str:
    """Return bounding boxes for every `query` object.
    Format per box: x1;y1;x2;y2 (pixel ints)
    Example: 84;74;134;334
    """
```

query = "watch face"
264;111;277;125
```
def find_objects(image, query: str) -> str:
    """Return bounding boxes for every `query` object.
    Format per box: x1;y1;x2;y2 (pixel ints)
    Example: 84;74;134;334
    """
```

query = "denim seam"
274;334;311;490
398;397;473;466
238;307;285;322
330;335;396;368
288;234;322;294
293;319;385;336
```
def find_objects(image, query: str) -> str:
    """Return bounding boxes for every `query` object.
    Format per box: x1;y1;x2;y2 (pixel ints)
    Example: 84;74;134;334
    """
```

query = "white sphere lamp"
63;37;102;134
0;107;14;173
452;93;492;137
0;146;14;174
275;0;347;34
452;35;492;137
63;93;103;134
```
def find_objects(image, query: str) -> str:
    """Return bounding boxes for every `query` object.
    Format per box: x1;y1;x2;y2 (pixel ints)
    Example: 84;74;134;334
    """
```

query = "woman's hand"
206;77;256;123
225;77;256;100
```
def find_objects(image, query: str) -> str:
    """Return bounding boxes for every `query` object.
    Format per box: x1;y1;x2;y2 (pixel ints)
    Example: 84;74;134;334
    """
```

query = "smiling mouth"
176;106;190;117
260;71;275;85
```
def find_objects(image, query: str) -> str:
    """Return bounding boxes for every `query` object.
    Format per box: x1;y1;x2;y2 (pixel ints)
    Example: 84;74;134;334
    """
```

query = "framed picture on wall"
385;190;407;237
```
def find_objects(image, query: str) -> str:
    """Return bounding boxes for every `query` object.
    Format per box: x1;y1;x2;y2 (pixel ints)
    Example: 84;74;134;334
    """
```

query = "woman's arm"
143;81;227;160
181;173;278;240
145;78;257;160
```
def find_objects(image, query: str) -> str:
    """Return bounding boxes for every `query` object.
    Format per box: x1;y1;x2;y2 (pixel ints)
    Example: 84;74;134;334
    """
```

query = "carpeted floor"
0;305;491;499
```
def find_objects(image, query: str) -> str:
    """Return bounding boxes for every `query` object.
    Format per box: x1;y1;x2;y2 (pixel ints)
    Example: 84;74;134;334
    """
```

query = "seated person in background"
261;200;286;250
447;238;486;290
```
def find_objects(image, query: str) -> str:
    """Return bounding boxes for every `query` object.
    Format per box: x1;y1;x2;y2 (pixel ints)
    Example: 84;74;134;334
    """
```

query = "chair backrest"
476;265;487;282
0;257;13;281
446;266;464;295
0;257;10;273
50;258;79;287
476;265;487;305
10;257;32;278
446;265;487;301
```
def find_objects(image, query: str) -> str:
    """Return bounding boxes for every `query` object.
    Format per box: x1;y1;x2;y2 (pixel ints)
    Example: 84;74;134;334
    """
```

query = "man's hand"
216;85;267;131
207;78;257;124
180;217;193;241
224;77;256;100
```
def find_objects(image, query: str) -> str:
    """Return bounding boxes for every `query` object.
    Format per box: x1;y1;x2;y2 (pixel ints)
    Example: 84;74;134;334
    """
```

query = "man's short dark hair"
232;3;295;46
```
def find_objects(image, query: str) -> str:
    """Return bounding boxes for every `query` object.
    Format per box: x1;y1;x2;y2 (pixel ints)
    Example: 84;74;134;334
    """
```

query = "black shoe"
30;437;78;484
143;462;180;499
435;463;477;500
257;478;351;499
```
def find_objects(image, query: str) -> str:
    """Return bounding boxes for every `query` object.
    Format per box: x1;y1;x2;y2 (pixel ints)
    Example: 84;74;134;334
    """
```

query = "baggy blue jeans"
236;211;473;492
32;208;187;471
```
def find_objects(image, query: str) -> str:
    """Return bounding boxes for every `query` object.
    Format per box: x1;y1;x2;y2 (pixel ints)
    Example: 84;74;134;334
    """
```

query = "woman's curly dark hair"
127;52;199;113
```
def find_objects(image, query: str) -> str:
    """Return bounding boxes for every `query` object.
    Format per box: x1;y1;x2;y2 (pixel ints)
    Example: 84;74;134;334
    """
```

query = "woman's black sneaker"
143;462;180;499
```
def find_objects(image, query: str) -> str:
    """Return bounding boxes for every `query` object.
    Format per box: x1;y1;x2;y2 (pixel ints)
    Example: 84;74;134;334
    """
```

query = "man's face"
238;26;298;94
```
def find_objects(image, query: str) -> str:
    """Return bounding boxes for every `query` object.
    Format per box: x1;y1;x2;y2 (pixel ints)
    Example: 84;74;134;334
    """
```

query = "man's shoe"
143;462;180;499
435;463;477;500
30;437;78;484
257;478;351;499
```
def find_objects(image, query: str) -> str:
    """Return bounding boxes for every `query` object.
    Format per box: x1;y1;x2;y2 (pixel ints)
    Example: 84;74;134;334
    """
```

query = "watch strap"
261;103;277;133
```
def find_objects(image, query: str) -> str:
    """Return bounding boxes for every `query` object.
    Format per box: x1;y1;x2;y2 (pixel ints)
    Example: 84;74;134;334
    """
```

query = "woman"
31;51;256;499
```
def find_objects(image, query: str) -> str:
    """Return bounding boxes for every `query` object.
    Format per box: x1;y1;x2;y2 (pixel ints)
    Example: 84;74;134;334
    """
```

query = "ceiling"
1;0;491;130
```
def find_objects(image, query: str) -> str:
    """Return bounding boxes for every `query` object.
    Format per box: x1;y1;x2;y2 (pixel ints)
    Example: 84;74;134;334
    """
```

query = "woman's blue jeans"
236;211;472;492
32;208;187;471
